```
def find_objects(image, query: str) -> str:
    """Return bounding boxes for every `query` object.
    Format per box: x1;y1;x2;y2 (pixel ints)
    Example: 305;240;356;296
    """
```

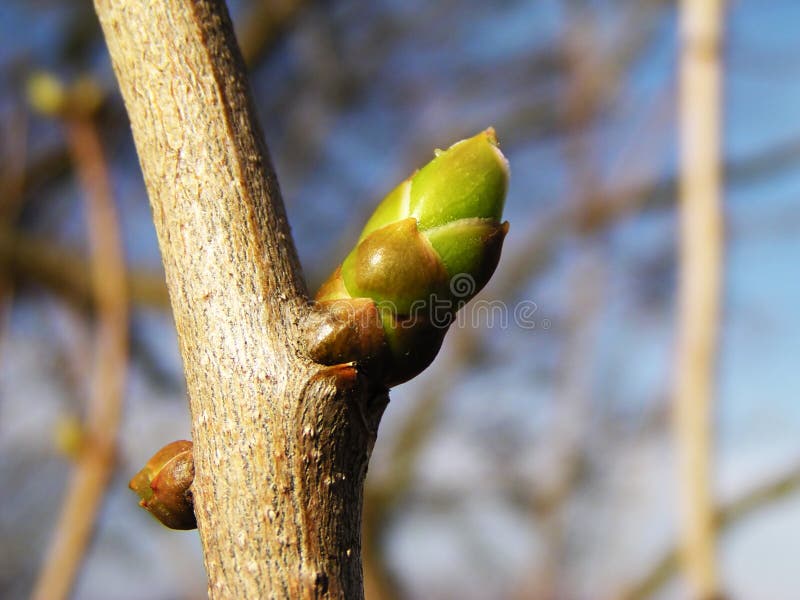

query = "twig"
30;118;129;600
673;0;725;597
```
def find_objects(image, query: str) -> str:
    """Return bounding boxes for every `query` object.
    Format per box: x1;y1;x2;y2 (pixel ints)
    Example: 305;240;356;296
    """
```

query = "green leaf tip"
409;128;508;230
359;128;508;240
312;128;509;386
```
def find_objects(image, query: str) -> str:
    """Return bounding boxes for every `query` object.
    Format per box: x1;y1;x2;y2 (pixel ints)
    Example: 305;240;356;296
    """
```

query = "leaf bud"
129;440;196;530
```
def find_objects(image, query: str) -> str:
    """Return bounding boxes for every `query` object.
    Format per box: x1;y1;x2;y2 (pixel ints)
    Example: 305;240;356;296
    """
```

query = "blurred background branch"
674;0;725;597
28;80;129;600
0;228;167;310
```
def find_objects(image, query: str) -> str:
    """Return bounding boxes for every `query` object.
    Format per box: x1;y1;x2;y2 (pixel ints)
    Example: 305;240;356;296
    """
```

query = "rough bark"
93;1;383;597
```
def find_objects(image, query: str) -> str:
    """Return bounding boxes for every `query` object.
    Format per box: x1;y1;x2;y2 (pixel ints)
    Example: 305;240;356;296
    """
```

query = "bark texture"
93;1;383;597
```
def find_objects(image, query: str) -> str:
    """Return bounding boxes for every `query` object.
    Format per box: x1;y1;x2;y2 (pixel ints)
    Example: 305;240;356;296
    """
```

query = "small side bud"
129;440;196;530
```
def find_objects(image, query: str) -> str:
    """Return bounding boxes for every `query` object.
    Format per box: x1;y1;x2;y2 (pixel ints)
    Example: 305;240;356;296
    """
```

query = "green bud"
129;440;196;530
313;128;509;386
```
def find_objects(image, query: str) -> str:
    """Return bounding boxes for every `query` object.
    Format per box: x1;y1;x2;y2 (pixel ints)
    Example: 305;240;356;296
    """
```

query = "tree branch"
93;0;381;597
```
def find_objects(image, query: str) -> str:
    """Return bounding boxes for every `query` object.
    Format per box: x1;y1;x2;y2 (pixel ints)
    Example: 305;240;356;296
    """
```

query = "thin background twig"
674;0;725;597
31;116;129;600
